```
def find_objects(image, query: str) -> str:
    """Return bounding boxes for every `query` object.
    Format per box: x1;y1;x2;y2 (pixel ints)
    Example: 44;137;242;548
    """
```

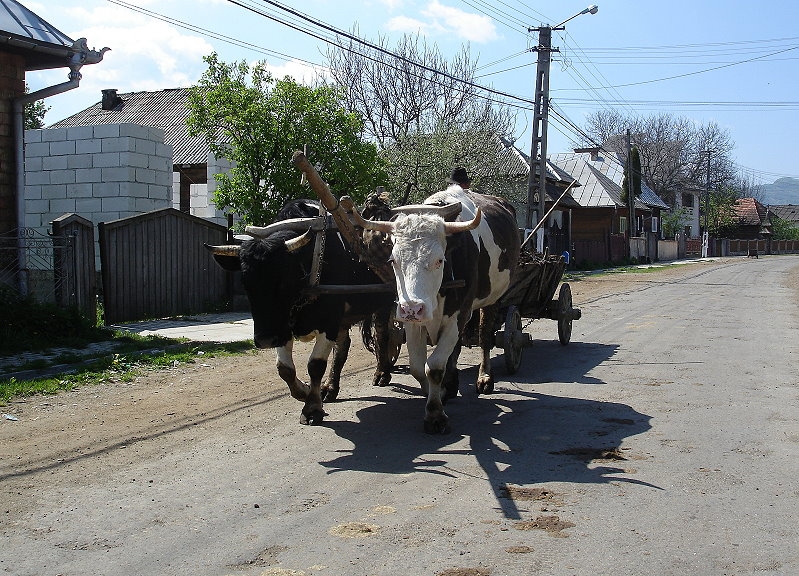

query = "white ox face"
352;204;482;324
389;214;448;323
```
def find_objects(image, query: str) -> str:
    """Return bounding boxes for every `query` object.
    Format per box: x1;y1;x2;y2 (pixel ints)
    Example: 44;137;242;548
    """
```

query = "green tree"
187;53;386;225
24;83;49;129
705;186;740;237
661;206;689;238
770;215;799;240
621;146;642;205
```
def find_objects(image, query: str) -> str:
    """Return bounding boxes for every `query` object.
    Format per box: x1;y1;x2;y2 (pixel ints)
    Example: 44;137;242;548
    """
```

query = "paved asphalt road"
2;255;798;576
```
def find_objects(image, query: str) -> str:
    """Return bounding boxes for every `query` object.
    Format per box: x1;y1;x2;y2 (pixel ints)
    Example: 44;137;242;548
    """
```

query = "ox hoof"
300;407;328;426
424;415;450;435
372;372;392;387
321;385;339;402
476;376;494;396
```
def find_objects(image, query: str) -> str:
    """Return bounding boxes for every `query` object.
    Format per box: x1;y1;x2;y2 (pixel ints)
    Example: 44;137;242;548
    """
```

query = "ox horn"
443;207;482;234
346;204;395;234
245;217;324;238
204;243;241;257
284;227;315;252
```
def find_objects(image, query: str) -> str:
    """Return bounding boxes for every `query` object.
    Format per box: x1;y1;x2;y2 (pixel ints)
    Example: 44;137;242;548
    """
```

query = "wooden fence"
98;208;230;324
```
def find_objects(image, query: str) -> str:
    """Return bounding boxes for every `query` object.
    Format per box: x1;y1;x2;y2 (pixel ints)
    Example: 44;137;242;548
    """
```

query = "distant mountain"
756;177;799;205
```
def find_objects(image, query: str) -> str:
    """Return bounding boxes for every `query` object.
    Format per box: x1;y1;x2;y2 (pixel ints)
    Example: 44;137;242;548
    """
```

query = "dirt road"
2;256;798;576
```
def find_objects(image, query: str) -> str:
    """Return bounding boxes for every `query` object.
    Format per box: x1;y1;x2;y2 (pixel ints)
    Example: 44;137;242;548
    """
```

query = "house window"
651;217;658;233
619;217;628;235
682;193;694;208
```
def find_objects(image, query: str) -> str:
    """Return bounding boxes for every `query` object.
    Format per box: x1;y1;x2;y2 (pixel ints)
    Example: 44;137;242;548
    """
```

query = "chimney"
101;89;123;111
574;146;601;161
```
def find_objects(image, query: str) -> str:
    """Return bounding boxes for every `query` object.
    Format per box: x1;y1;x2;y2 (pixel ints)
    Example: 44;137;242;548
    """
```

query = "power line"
555;44;799;91
106;0;323;67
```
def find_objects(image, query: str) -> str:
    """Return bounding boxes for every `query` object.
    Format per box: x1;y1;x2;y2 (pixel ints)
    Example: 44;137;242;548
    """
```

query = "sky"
26;0;799;190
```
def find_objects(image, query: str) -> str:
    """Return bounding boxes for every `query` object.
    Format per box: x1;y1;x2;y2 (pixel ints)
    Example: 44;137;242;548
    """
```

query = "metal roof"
501;138;581;208
48;88;210;166
549;150;669;210
0;0;75;70
769;204;799;223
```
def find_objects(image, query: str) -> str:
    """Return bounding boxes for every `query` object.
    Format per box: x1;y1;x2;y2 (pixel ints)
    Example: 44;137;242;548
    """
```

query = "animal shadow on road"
320;339;658;519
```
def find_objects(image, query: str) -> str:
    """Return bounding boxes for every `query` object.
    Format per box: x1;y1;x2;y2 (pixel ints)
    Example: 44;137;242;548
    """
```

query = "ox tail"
361;315;377;354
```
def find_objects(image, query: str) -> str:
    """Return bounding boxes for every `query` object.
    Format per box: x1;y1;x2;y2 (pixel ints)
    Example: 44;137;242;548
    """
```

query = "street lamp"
525;5;599;252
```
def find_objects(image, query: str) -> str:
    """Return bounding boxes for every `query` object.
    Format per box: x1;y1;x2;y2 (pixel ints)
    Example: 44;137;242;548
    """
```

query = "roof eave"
0;33;74;70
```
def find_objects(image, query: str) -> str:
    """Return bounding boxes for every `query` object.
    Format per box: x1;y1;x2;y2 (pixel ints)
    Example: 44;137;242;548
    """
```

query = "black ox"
205;198;396;425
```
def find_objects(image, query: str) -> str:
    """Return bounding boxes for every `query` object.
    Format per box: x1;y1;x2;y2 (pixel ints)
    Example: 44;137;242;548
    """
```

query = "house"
46;87;228;224
675;185;703;237
0;0;108;295
732;197;772;239
548;147;669;264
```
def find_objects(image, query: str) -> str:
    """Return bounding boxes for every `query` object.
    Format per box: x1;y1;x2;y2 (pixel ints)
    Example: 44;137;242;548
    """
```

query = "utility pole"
702;149;712;257
525;6;598;254
525;25;555;254
626;128;634;242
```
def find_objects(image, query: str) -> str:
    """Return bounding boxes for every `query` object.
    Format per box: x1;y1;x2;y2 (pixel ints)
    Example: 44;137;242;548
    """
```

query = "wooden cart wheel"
557;283;573;345
503;305;524;374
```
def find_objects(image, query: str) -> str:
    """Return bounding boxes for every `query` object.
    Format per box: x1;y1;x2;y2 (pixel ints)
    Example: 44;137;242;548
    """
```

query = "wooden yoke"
291;150;394;284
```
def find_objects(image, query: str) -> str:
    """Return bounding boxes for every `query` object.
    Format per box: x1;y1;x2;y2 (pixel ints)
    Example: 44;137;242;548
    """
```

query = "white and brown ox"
353;185;521;433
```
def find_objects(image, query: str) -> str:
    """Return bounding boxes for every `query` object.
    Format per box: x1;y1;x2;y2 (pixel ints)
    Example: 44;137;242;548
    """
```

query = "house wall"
570;207;617;241
24;123;173;268
676;191;701;237
0;52;25;237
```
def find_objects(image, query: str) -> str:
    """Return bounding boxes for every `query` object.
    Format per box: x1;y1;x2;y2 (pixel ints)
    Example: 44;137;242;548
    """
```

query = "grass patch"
0;341;255;406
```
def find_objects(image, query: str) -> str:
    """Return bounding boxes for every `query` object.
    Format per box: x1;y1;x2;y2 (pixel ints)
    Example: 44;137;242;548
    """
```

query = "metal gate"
0;216;95;320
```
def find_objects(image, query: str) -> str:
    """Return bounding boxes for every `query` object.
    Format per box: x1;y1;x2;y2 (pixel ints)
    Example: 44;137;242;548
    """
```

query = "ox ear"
204;243;242;271
443;207;482;235
284;227;315;252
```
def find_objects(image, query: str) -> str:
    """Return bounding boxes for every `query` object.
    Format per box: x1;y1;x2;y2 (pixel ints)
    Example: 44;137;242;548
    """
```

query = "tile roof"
47;88;209;166
549;150;669;210
734;197;769;226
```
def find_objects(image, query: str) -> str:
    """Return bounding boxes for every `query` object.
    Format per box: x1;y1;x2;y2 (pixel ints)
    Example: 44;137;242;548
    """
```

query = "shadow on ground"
321;339;654;519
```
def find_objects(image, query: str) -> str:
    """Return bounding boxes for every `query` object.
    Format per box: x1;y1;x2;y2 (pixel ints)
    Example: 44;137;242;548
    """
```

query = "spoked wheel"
557;283;574;345
503;305;524;374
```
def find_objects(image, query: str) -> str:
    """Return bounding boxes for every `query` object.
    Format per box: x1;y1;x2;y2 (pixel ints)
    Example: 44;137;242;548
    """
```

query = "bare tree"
578;110;740;206
326;32;517;203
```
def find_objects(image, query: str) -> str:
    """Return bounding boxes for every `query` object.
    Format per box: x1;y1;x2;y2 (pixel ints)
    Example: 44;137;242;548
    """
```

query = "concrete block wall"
24;123;173;268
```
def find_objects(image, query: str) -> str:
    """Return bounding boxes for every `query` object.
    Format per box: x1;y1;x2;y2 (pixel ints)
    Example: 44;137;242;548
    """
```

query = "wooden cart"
490;250;581;374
